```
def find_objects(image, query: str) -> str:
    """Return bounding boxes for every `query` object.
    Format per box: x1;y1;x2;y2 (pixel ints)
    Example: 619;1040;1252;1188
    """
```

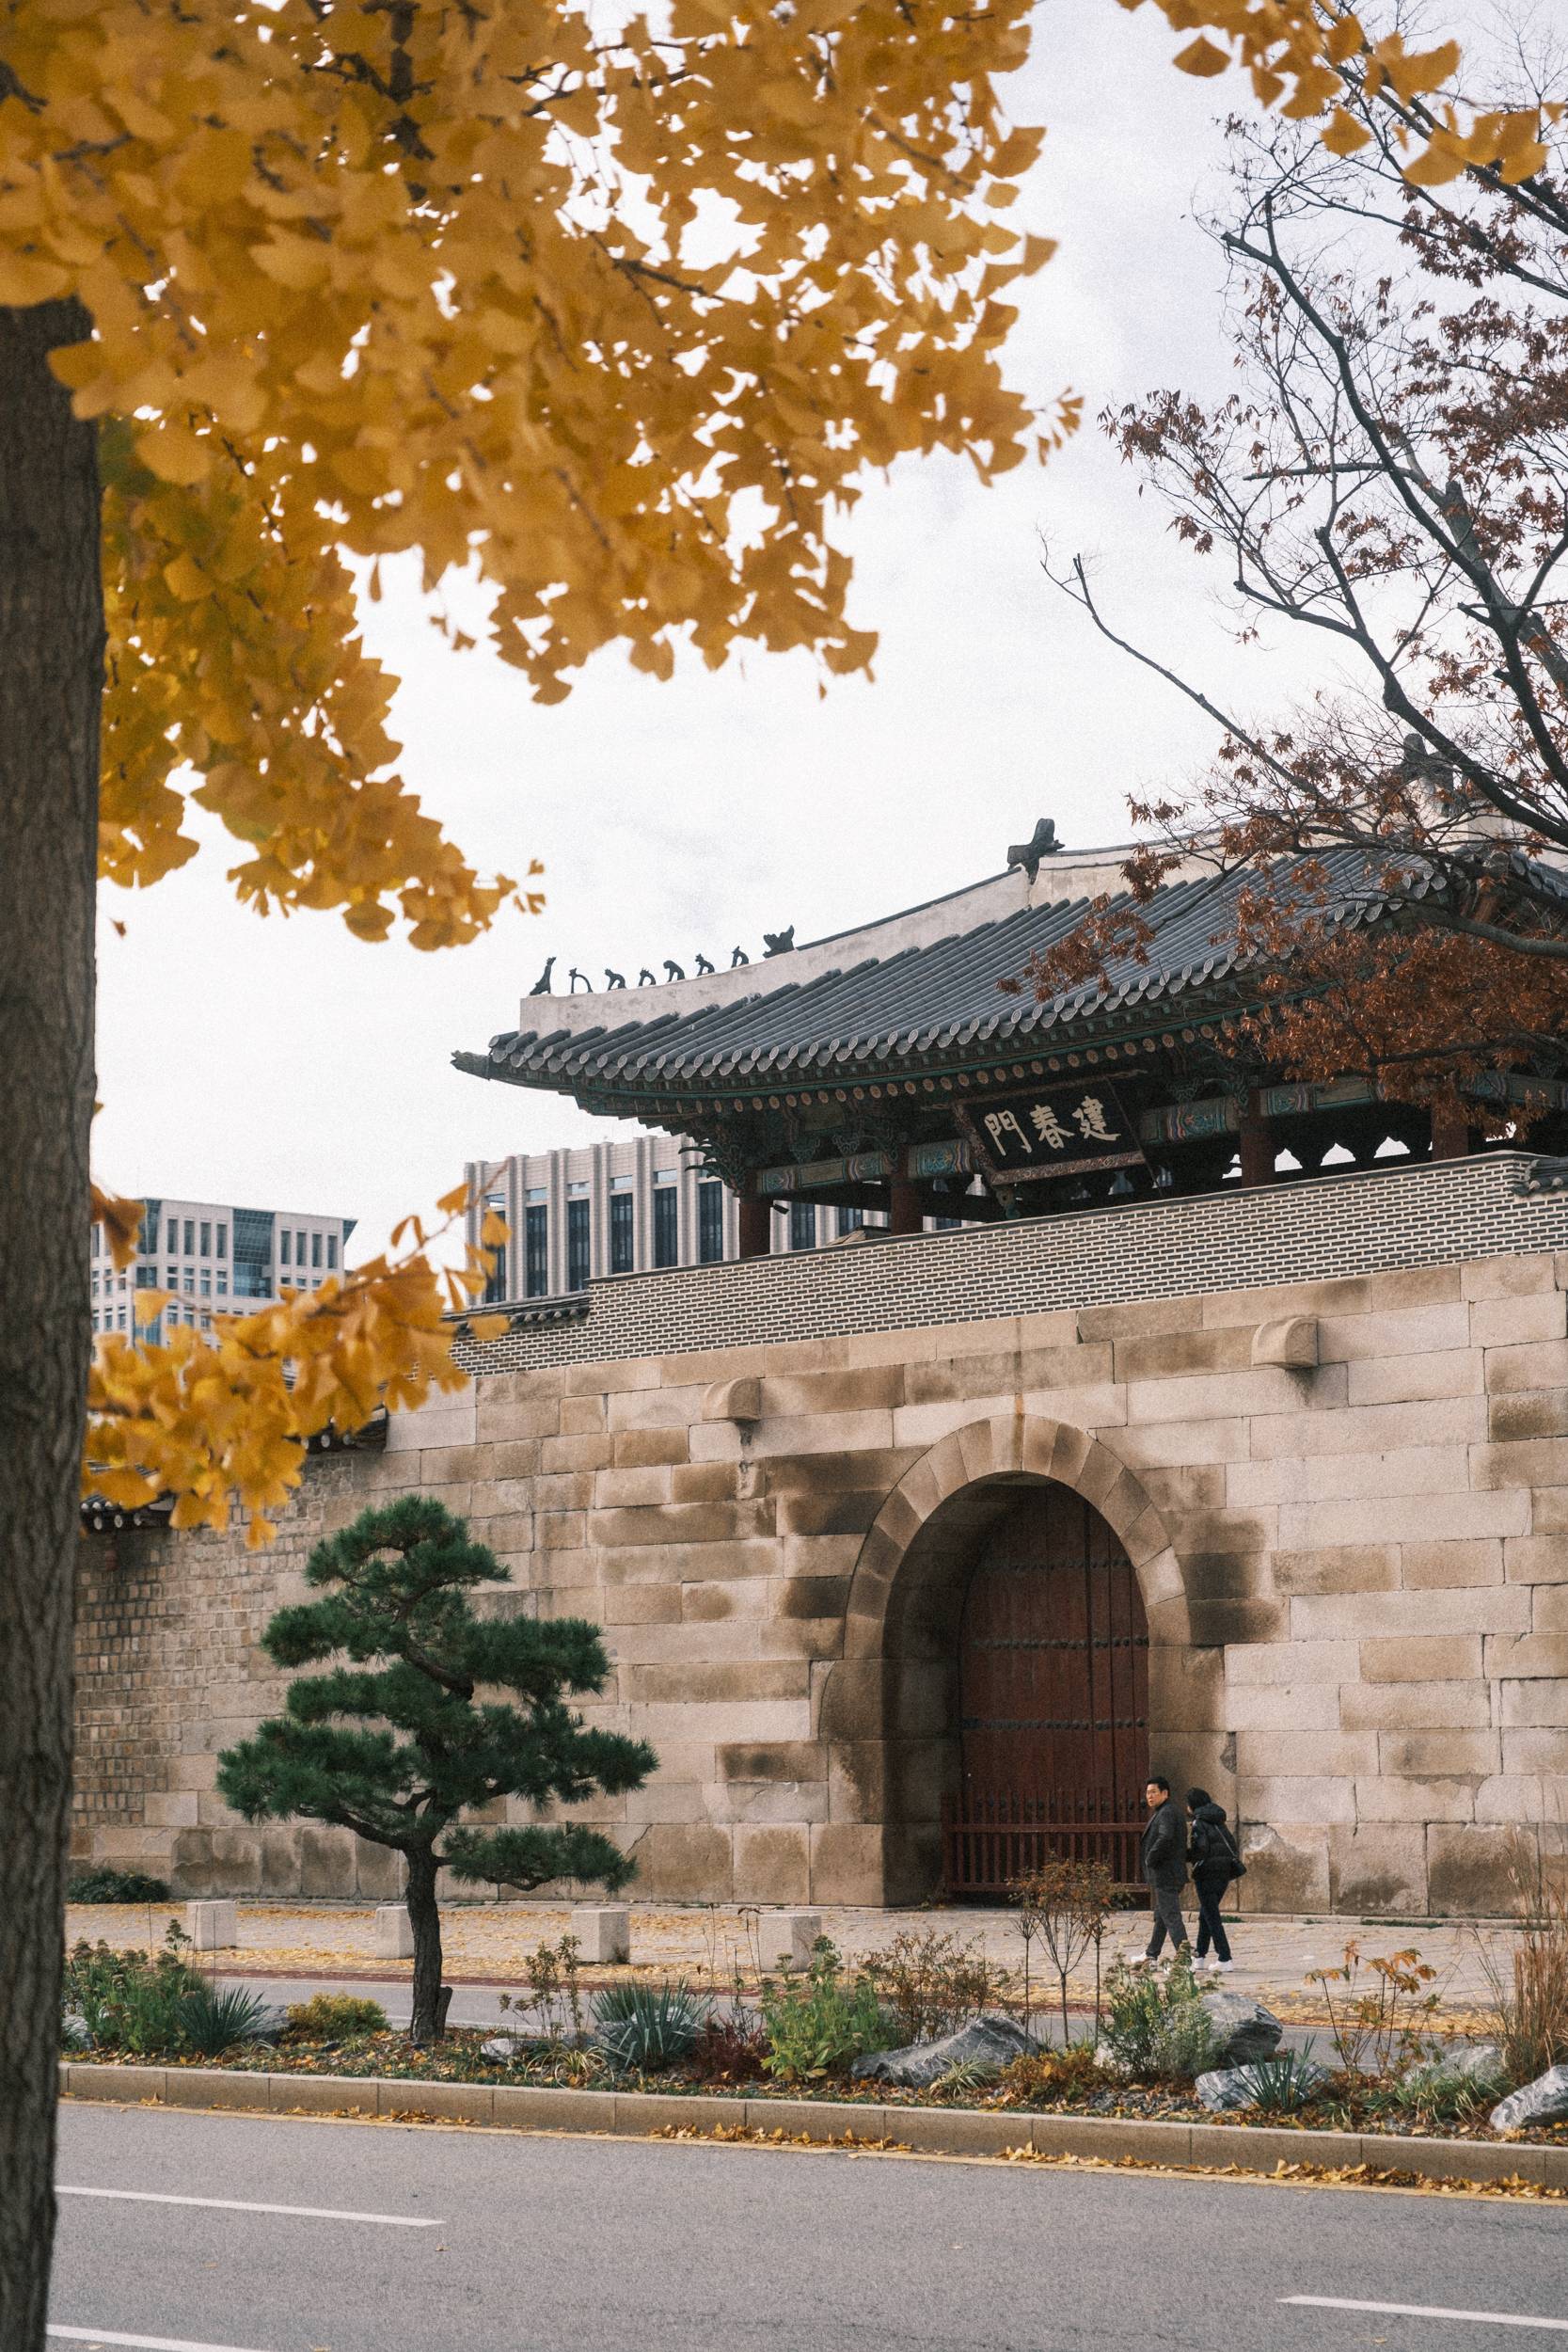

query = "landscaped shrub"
62;1928;273;2058
1012;1860;1116;2040
1306;1942;1441;2075
687;2010;769;2083
176;1981;274;2058
66;1868;172;1904
993;2040;1108;2106
1101;1953;1215;2085
1231;2045;1322;2116
594;1980;707;2074
1477;1863;1568;2090
760;1940;888;2084
284;1994;388;2042
861;1929;1008;2044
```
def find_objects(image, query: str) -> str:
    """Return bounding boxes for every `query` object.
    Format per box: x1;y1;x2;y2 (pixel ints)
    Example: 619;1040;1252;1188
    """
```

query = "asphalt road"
50;2102;1568;2352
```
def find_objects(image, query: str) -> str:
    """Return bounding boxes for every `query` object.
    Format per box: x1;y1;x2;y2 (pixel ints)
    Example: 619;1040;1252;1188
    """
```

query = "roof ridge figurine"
528;955;556;995
763;925;795;957
1006;818;1061;882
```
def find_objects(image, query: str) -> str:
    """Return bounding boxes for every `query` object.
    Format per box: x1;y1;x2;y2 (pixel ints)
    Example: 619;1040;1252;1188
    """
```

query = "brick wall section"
72;1177;1568;1917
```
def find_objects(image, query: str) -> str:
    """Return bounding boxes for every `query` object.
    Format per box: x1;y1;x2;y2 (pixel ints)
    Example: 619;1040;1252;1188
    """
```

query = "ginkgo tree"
0;0;1522;2342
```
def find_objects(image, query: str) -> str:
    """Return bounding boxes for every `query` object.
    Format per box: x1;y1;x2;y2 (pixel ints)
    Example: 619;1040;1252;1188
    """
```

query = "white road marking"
1283;2296;1568;2332
49;2328;277;2352
58;2185;441;2228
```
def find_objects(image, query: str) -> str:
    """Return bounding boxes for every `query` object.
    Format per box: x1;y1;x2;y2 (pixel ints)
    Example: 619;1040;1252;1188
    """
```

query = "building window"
200;1271;211;1295
295;1230;306;1264
653;1186;679;1269
698;1181;724;1264
326;1233;336;1268
838;1205;864;1236
610;1192;635;1275
312;1232;323;1268
135;1263;156;1288
183;1218;195;1254
525;1203;548;1295
566;1197;591;1291
139;1212;158;1257
91;1227;100;1259
280;1230;291;1266
216;1224;227;1260
199;1221;210;1256
216;1273;228;1295
789;1201;816;1252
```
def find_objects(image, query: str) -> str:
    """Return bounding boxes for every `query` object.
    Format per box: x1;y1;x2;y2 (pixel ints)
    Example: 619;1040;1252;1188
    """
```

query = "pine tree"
216;1497;653;2043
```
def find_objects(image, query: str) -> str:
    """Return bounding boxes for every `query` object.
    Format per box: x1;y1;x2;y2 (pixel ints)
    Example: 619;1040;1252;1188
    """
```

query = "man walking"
1139;1773;1189;1963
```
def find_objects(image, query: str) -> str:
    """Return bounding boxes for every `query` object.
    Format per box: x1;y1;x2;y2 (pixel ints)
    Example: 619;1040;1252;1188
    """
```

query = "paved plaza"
67;1899;1524;2027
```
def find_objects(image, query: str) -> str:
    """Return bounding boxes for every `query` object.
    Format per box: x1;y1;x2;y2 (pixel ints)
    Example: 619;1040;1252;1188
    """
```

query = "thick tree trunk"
0;299;102;2352
406;1847;448;2044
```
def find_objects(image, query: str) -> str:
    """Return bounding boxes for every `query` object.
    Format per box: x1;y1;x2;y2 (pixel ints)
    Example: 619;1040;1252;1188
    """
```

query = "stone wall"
73;1158;1568;1916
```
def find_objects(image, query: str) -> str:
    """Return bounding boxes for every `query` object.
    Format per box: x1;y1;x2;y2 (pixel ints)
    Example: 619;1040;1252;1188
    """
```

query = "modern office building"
463;1137;917;1300
90;1197;356;1342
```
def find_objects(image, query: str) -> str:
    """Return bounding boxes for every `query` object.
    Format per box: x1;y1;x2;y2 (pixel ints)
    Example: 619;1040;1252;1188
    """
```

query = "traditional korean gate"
942;1486;1149;1897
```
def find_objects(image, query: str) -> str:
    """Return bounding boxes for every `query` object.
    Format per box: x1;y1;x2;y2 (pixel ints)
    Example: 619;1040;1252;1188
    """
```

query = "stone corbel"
1250;1315;1319;1370
702;1375;762;1425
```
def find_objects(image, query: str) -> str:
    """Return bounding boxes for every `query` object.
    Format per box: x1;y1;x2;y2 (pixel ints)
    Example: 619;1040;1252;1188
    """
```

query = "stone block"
184;1899;237;1951
1254;1394;1484;1459
1112;1326;1255;1382
736;1828;812;1904
1380;1729;1500;1777
1327;1824;1427;1915
1505;1534;1568;1584
1427;1825;1527;1915
1281;1490;1530;1552
1485;1633;1568;1679
1500;1683;1568;1727
1235;1823;1330;1910
1316;1303;1471;1362
1489;1392;1568;1442
1471;1293;1567;1348
1463;1254;1559;1301
1222;1683;1344;1730
1354;1775;1475;1822
755;1906;822;1969
1346;1351;1483;1406
372;1902;414;1959
1473;1438;1568;1491
1340;1681;1494;1731
1360;1636;1483;1683
1236;1773;1356;1824
1533;1584;1568;1630
629;1823;733;1900
1236;1730;1377;1779
1272;1546;1400;1597
1502;1729;1568;1772
1227;1641;1357;1687
810;1820;888;1904
570;1904;630;1963
1298;1586;1528;1638
1402;1539;1504;1589
1484;1340;1568;1394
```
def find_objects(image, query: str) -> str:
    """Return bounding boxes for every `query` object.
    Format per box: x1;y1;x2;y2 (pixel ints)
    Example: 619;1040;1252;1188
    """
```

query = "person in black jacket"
1187;1788;1241;1971
1138;1774;1189;1963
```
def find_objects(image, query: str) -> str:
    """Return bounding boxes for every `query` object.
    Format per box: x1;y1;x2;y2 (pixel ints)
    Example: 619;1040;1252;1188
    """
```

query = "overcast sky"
94;0;1344;1259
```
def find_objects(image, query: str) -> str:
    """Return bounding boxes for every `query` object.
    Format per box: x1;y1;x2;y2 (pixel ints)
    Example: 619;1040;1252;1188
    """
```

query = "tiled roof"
455;848;1555;1098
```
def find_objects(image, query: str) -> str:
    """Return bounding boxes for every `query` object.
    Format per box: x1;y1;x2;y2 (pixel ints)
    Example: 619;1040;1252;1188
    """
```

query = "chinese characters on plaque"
958;1082;1146;1185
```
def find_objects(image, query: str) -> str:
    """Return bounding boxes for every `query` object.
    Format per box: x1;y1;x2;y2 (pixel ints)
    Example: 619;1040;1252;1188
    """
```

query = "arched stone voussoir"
846;1412;1195;1651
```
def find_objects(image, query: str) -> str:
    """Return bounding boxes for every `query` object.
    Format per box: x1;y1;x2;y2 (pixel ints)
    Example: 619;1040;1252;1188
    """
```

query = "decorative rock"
570;1904;630;1965
1199;1992;1283;2067
757;1909;822;1972
1196;2059;1326;2112
482;2035;524;2061
1490;2064;1568;2136
249;2005;290;2045
61;2013;92;2052
852;2013;1034;2091
184;1900;237;1952
1402;2042;1503;2092
372;1903;415;1960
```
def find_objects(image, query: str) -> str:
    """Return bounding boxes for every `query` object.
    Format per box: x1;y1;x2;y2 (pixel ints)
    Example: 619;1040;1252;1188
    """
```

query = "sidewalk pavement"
67;1898;1519;2028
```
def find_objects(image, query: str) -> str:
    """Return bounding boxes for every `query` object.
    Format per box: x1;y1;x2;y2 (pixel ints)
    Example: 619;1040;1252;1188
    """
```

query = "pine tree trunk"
0;300;103;2352
406;1847;447;2044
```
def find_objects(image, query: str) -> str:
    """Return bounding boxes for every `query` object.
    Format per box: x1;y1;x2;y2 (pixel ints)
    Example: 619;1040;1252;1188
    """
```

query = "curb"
57;2064;1568;2188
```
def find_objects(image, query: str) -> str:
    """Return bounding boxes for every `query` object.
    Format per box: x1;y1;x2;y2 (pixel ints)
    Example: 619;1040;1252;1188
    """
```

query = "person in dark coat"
1138;1774;1189;1963
1186;1788;1242;1971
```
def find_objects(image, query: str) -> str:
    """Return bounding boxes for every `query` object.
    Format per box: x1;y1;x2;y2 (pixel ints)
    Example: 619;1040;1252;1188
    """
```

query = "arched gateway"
828;1413;1191;1905
948;1486;1148;1895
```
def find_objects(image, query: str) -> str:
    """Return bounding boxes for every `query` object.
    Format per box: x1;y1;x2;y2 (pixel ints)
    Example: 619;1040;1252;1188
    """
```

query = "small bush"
176;1981;273;2058
284;1994;388;2042
1232;2043;1322;2116
67;1868;172;1905
861;1929;1008;2044
1101;1953;1215;2085
996;2040;1108;2106
760;1939;889;2084
1379;2054;1510;2127
688;2010;768;2083
63;1931;200;2056
594;1980;707;2074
